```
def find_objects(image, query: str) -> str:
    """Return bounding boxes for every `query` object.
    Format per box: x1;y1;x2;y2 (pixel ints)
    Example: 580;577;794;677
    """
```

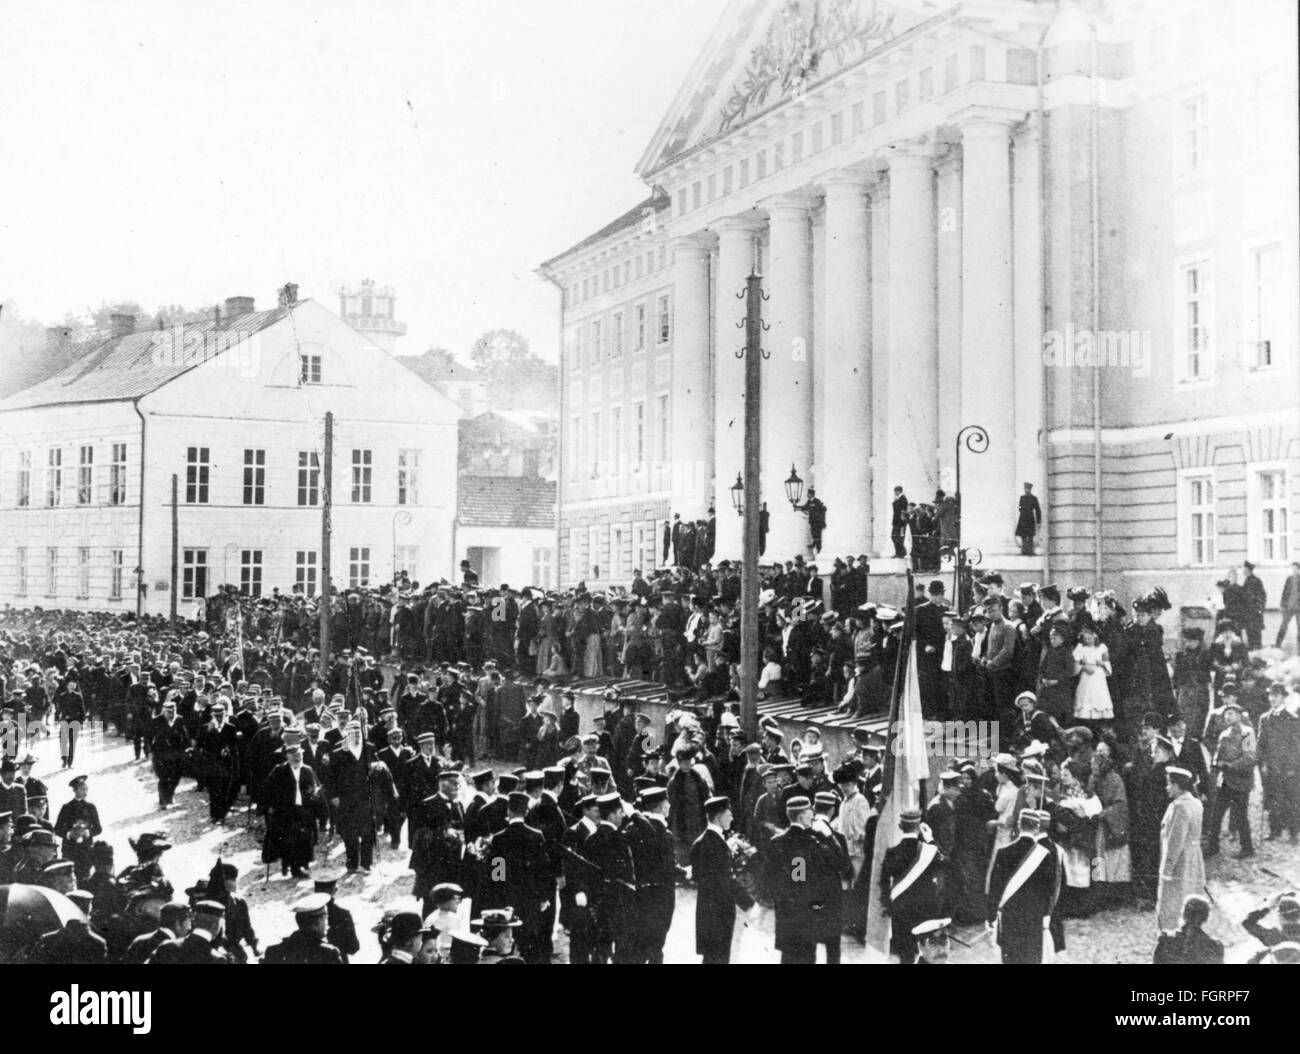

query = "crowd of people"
0;552;1297;964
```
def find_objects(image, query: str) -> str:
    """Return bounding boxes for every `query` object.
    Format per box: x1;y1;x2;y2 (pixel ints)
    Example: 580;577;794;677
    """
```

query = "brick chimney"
45;325;73;352
224;296;255;318
110;314;136;338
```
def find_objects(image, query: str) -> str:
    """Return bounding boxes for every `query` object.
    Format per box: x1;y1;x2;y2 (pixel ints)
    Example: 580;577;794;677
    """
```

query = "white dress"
1072;643;1114;719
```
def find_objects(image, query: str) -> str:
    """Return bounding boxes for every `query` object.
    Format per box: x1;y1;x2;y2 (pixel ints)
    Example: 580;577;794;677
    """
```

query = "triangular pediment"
637;0;936;178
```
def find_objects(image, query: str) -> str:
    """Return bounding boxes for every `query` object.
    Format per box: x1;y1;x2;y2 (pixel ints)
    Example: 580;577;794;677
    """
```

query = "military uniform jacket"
762;824;843;950
880;836;943;930
262;931;346;964
626;812;677;938
410;793;465;886
123;926;176;965
54;799;102;844
482;820;551;923
148;930;232;964
30;922;107;964
403;753;442;806
527;794;568;877
584;821;635;930
690;826;750;953
986;835;1063;940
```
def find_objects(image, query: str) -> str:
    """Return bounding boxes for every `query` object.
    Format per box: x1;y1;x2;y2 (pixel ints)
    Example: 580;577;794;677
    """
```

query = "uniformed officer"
148;900;231;964
53;775;101;885
261;893;346;964
585;791;636;964
912;917;952;964
480;790;552;963
411;769;466;916
313;874;360;962
30;890;107;964
625;785;677;964
123;902;192;964
879;808;944;964
40;858;77;894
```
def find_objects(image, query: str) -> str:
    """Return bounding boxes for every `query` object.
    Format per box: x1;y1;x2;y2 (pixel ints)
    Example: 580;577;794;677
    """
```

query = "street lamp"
952;424;989;609
392;509;413;577
784;464;804;508
729;473;744;517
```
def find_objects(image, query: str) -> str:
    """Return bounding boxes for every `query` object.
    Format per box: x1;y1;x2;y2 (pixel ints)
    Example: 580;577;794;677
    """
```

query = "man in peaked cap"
149;900;231;963
261;893;346;964
912;917;953;964
585;791;636;963
879;808;944;964
763;794;848;964
986;809;1065;964
624;784;677;964
30;889;108;964
310;871;360;961
481;790;552;963
690;795;753;964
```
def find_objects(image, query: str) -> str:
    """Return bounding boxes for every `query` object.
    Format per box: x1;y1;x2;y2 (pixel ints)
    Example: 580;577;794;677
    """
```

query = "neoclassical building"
539;0;1298;615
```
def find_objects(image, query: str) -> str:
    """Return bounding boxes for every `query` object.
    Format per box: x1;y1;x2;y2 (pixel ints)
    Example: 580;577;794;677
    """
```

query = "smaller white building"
0;293;461;616
456;476;556;591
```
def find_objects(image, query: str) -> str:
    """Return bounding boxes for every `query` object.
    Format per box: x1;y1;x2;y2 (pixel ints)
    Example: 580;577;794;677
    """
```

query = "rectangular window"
185;447;210;504
348;546;371;589
569;416;581;481
300;354;322;384
1183;473;1216;566
633;401;645;467
397;449;420;505
77;547;90;599
918;67;934;102
45;547;58;597
739;158;750;186
657;394;670;459
295;550;318;597
1244;69;1283;156
242;448;266;505
1254;469;1290;563
532;548;554;590
611;526;624;580
611;312;624;358
895;78;910;114
657;294;671;344
351;449;372;503
590;413;601;478
588;524;602;580
17;451;31;508
297;451;320;505
634;304;647;351
109;442;127;505
791;130;804;163
239;549;263;597
46;448;62;507
77;445;94;505
1247;243;1283;370
1178;260;1212;381
394;545;420;580
610;406;622;475
109;549;122;600
16;547;27;596
944;53;959;92
590;320;602;366
182;548;208;600
756;150;767;179
1179;94;1209;177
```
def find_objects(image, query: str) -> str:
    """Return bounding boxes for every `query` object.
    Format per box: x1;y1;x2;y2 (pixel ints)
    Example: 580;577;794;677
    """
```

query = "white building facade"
540;0;1299;614
0;297;461;616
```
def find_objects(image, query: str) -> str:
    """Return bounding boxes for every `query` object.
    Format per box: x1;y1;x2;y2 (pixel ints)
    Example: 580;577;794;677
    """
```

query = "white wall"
456;524;555;590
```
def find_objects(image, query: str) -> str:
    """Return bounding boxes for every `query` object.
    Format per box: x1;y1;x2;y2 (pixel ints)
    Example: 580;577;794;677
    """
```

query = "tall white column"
670;234;713;518
958;112;1018;557
712;217;761;564
885;142;939;522
764;193;815;563
819;170;874;555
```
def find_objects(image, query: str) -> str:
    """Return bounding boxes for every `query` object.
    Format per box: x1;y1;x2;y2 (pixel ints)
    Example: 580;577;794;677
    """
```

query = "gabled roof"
538;192;671;271
0;306;292;412
398;351;487;386
457;474;556;530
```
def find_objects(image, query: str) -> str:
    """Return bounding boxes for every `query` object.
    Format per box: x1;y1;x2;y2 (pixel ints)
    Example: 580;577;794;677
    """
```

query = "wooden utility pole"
319;411;333;675
739;268;765;737
169;473;178;623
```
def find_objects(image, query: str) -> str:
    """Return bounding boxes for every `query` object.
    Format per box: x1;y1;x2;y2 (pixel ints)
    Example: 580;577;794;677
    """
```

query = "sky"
0;0;732;363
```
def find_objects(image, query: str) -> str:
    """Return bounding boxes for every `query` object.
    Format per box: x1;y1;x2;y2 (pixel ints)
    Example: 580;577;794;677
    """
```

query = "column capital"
884;135;937;172
670;231;714;258
711;213;764;237
949;104;1024;138
763;190;818;220
819;167;877;194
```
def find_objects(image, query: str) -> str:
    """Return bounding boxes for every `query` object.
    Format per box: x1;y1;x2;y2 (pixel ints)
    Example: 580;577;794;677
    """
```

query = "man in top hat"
149;900;231;964
54;774;102;886
327;720;379;874
480;790;553;963
1156;767;1206;933
690;796;754;964
880;808;945;964
261;893;346;964
624;784;677;964
986;809;1065;964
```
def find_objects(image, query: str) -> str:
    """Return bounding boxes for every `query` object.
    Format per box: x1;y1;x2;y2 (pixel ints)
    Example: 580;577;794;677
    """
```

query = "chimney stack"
110;314;136;339
277;283;300;308
224;296;255;319
45;325;73;352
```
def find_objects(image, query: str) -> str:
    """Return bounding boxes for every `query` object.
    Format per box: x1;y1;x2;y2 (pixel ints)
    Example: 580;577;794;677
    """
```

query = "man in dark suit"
891;486;909;558
986;808;1064;964
879;808;944;964
410;770;465;914
526;768;567;960
518;695;544;769
482;792;552;963
260;741;321;878
559;793;600;964
376;727;416;848
763;795;842;964
261;893;346;964
148;901;232;964
196;701;241;823
149;698;191;808
326;722;378;873
690;795;753;964
1015;482;1042;556
625;786;677;963
914;580;950;718
584;792;636;963
803;488;827;554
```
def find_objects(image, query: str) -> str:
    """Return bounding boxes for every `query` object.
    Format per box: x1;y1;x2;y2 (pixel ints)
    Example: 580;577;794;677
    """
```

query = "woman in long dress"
1088;742;1131;908
535;601;558;676
1072;621;1114;723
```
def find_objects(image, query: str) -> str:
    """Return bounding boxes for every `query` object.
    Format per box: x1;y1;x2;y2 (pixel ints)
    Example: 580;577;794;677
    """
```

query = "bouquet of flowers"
726;831;761;900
